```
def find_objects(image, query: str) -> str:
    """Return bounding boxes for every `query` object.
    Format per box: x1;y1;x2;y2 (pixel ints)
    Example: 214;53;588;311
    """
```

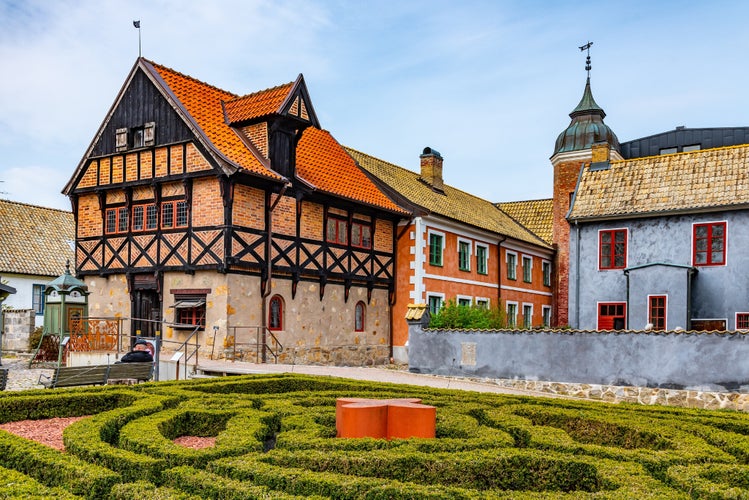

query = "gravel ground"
1;355;53;391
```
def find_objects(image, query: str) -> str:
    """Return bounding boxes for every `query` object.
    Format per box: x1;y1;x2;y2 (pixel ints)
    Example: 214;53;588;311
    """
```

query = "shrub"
429;300;505;329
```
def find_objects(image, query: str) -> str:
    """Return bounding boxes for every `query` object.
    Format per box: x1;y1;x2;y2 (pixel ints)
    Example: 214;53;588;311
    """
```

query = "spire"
552;42;619;156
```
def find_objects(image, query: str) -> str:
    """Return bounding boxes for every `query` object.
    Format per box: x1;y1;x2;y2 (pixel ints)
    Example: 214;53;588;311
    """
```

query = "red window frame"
599;229;627;270
326;217;348;245
693;222;726;266
162;200;189;229
269;295;283;331
648;295;667;331
355;301;365;332
597;302;626;330
105;207;128;234
737;313;749;330
351;221;372;249
132;203;157;232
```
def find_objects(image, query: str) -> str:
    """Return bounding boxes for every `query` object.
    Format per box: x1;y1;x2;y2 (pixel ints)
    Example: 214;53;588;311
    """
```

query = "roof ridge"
145;59;238;99
226;80;295;104
0;198;71;214
498;198;553;205
611;142;749;165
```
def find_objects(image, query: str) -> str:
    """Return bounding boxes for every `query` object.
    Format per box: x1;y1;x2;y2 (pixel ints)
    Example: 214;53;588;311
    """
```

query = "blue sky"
2;0;749;211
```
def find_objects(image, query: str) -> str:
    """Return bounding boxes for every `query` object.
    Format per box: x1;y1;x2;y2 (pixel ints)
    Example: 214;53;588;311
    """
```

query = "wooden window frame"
269;295;284;331
599;229;627;270
648;295;667;331
427;293;444;315
522;256;532;283
105;207;128;235
162;200;189;230
355;301;366;332
32;284;46;315
693;221;726;266
506;251;517;281
351;221;372;249
542;260;551;287
736;313;749;330
597;302;627;330
326;216;348;245
174;294;207;330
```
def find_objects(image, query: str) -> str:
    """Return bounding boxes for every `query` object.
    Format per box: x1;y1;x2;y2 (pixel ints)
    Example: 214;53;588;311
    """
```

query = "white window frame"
427;292;445;315
506;251;518;281
475;243;489;275
542;260;551;287
522;255;533;283
475;297;490;309
522;303;534;329
542;305;552;327
457;237;472;272
427;229;446;267
456;295;472;307
506;301;518;328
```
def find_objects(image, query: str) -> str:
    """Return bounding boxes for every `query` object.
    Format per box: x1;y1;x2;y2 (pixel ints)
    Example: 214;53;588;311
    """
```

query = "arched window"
269;295;284;331
355;301;366;332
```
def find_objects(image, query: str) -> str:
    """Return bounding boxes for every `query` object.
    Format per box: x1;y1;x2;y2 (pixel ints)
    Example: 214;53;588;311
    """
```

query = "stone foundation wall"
2;309;35;352
225;344;390;367
467;377;749;412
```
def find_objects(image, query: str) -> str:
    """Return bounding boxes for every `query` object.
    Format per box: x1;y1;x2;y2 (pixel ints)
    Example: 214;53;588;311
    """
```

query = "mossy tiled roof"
347;148;550;248
0;200;74;276
570;144;749;220
497;199;553;244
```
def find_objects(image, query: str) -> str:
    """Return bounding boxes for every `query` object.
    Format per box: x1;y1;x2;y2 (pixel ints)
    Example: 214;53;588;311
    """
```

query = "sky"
2;0;749;212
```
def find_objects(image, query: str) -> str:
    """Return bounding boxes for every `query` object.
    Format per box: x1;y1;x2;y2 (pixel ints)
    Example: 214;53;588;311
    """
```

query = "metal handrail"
167;323;202;380
223;325;283;363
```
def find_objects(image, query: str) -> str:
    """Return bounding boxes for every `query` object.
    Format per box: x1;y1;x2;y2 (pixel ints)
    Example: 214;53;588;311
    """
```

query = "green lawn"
0;373;748;498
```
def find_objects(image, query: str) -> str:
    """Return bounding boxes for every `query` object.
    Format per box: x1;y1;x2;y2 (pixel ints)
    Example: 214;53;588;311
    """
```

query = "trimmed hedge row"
0;373;748;497
0;464;80;499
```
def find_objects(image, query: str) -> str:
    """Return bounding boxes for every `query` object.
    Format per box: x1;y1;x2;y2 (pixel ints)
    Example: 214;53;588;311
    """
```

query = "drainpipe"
261;183;290;362
686;268;695;330
574;220;581;329
624;268;630;329
390;217;413;362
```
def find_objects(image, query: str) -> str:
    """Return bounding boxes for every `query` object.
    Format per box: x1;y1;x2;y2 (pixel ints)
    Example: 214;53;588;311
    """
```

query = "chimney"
591;142;610;163
419;147;444;191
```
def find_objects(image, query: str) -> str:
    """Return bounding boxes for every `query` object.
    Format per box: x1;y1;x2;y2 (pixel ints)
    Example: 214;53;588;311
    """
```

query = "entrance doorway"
131;274;161;340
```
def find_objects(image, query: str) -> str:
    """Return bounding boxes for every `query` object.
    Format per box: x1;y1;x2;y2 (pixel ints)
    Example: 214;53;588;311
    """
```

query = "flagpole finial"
133;20;142;57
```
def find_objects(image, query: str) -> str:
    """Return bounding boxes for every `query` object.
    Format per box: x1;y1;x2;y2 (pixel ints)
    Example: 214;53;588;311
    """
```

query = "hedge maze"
2;374;749;498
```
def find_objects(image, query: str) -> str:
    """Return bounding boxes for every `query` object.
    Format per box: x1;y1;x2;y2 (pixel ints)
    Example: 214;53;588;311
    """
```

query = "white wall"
1;273;55;328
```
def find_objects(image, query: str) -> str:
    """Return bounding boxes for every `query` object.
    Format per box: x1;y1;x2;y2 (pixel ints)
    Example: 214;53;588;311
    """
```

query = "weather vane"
133;20;142;57
579;41;593;78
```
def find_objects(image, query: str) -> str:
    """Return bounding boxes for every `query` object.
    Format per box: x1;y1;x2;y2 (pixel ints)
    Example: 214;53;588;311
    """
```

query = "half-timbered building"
64;58;406;365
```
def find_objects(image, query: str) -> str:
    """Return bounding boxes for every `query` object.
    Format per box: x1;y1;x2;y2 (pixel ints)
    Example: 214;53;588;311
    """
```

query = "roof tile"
497;199;553;244
224;82;294;124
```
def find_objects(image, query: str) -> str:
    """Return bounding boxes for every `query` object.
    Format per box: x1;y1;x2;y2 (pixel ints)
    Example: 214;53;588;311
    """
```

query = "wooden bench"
39;365;110;389
38;362;154;389
107;362;154;383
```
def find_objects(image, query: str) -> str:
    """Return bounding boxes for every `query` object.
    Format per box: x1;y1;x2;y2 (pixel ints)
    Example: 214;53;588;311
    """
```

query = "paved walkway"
194;359;565;398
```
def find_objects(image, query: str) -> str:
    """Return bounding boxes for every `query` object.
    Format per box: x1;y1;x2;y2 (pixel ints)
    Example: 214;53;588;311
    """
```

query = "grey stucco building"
567;139;749;331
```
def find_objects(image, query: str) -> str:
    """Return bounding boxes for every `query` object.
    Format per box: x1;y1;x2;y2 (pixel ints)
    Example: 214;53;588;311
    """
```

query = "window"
598;302;626;330
162;200;189;229
355;301;366;331
693;222;726;266
648;295;667;331
736;313;749;330
132;127;145;148
428;232;444;266
506;302;517;328
427;294;443;315
105;207;128;234
476;298;489;309
506;252;517;280
174;294;206;329
542;261;551;287
599;229;627;269
132;205;145;232
326;217;348;245
522;256;532;283
146;204;159;230
659;147;677;155
523;304;533;329
683;144;701;152
269;295;284;330
351;222;372;249
542;306;551;327
458;297;471;307
458;240;471;271
476;245;488;275
32;284;45;315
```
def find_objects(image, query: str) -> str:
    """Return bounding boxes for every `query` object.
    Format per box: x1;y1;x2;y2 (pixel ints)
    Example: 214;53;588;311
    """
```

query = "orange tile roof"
297;128;406;214
224;82;294;124
147;61;279;179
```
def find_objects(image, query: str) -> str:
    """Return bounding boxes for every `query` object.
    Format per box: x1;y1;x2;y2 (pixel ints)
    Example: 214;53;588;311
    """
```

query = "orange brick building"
64;59;406;365
349;148;554;363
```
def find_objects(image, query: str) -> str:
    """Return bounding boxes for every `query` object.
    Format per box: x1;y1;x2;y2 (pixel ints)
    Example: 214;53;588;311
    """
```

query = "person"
119;339;154;363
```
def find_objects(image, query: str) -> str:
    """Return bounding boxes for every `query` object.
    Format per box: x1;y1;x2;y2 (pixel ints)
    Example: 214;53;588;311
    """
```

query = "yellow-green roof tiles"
497;199;553;244
347;148;550;248
570;144;749;220
0;200;75;277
